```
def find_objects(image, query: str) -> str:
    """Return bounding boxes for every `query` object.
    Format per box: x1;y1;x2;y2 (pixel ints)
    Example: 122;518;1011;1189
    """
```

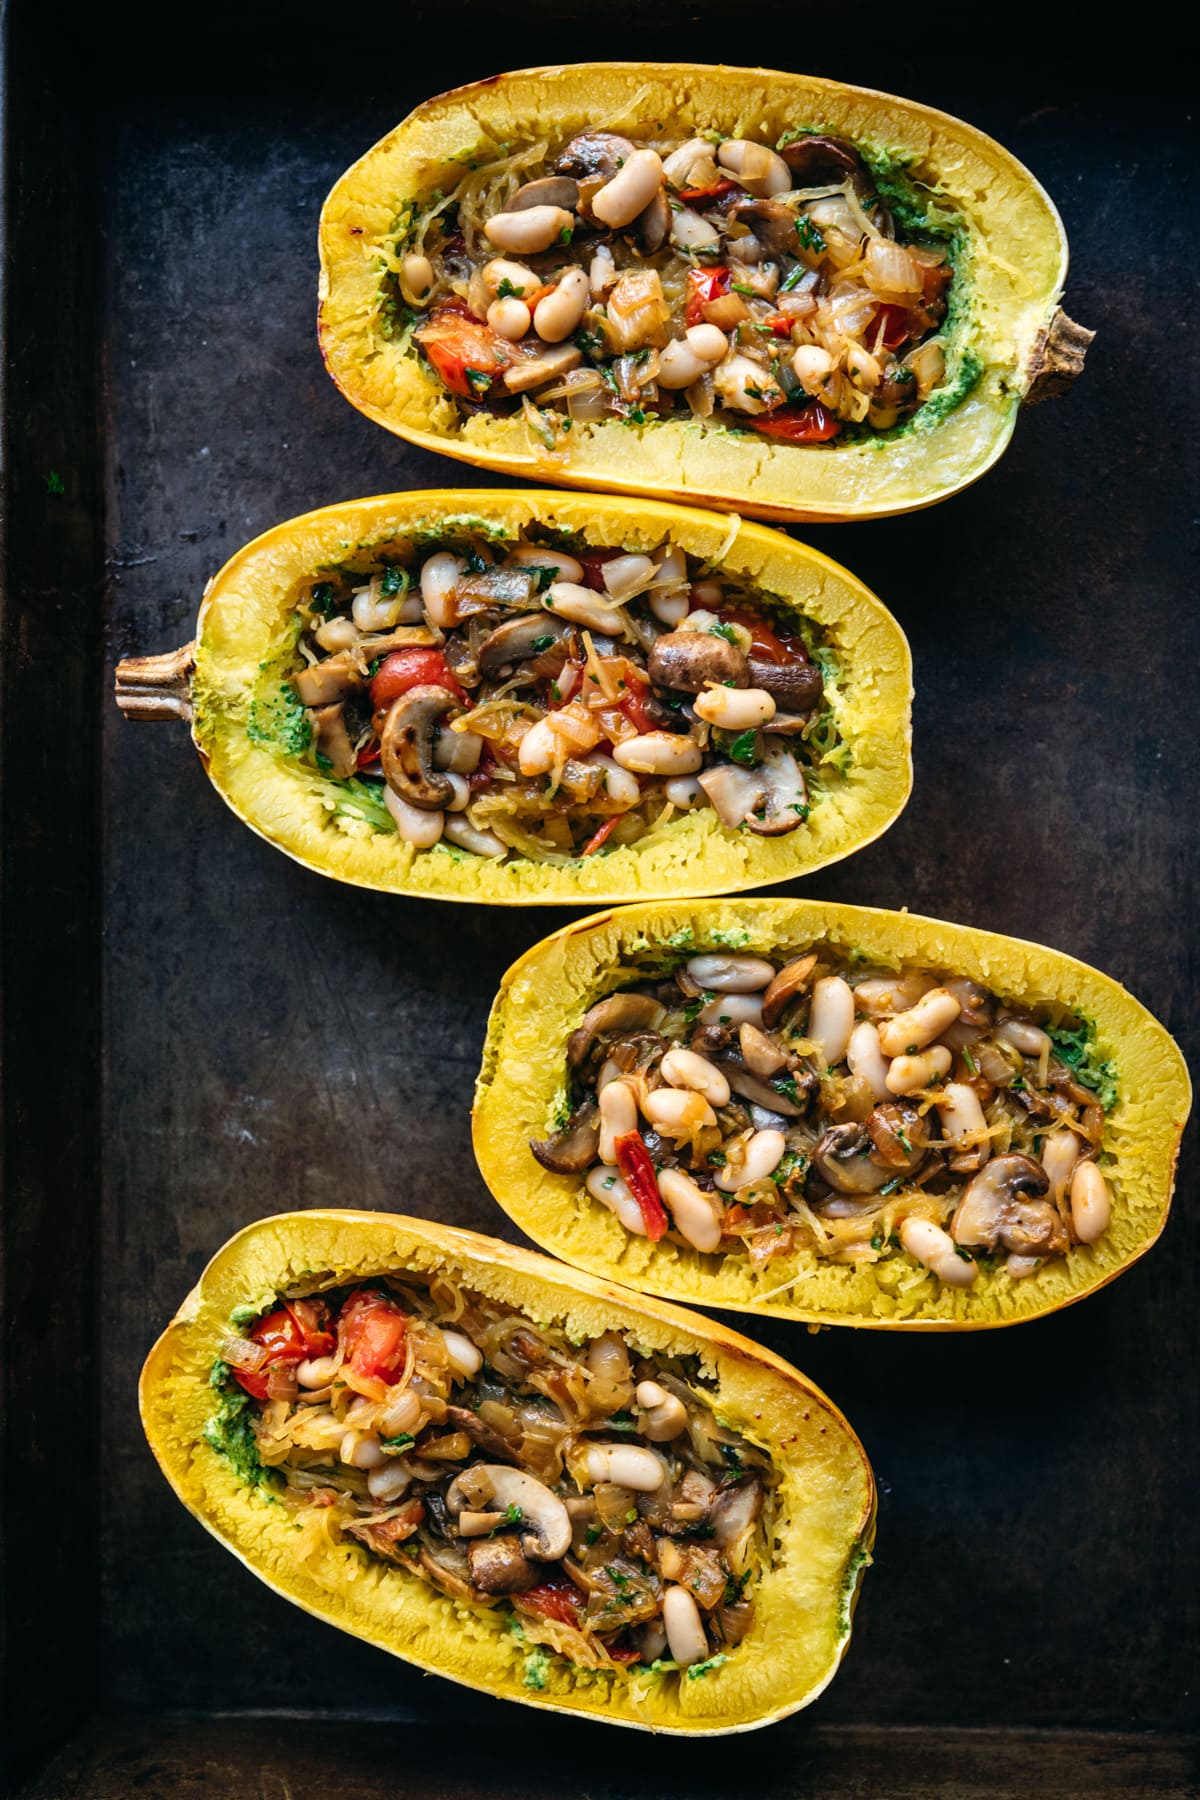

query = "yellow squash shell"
473;899;1190;1327
318;62;1076;523
124;489;911;904
140;1209;876;1733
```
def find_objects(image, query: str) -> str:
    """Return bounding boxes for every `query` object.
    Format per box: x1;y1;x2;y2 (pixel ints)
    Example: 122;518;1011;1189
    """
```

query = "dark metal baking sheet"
2;9;1196;1794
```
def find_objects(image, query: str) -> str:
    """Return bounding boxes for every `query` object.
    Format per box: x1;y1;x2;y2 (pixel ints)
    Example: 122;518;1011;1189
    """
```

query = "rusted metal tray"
1;8;1194;1794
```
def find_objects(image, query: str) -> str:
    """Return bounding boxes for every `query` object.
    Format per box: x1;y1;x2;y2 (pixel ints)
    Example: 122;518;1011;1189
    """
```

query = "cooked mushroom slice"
418;1542;484;1605
477;613;571;676
720;1063;806;1118
697;762;769;829
503;341;583;394
738;1022;788;1078
445;1465;571;1562
530;1098;600;1174
379;684;457;810
760;952;819;1028
465;1535;537;1595
710;1478;763;1575
811;1122;891;1194
951;1154;1052;1249
509;175;580;213
441;1406;523;1465
865;1101;929;1175
729;197;802;257
747;657;824;712
746;749;809;836
567;993;666;1066
455;567;542;608
292;650;363;706
647;628;748;693
557;131;635;181
777;133;868;186
1002;1200;1070;1258
310;702;357;779
635;187;672;254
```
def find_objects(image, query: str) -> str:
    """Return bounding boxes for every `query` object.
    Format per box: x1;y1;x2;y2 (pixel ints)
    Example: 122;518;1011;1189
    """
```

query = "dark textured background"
2;8;1195;1794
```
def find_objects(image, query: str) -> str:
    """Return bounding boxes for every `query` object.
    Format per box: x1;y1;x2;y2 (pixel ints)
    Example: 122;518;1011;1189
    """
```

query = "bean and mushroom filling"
534;947;1119;1287
210;1276;775;1676
259;529;843;862
391;126;962;448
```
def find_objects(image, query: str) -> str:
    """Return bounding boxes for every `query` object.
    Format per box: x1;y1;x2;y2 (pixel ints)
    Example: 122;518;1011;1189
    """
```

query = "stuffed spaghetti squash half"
473;900;1189;1327
140;1210;875;1733
114;490;911;904
318;63;1086;524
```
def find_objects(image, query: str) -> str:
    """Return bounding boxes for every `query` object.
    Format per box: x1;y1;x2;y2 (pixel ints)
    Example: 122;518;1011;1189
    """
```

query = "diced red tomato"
875;303;916;352
749;401;841;444
413;305;512;400
467;748;498;790
517;1579;586;1626
613;1132;670;1241
705;608;804;667
369;648;466;711
763;313;795;340
336;1289;408;1386
614;673;655;735
355;742;382;770
677;179;742;204
581;816;620;856
233;1299;334;1400
605;1641;642;1664
685;266;732;328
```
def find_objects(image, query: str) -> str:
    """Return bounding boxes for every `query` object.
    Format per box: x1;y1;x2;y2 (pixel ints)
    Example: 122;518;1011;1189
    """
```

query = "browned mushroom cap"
865;1101;929;1175
747;657;823;712
729;197;801;257
503;340;583;394
811;1122;891;1194
477;613;571;675
745;749;809;836
951;1154;1051;1248
456;566;543;608
509;175;580;213
292;651;363;706
635;187;672;253
738;1022;788;1078
446;1466;571;1561
939;977;996;1049
466;1536;536;1595
529;1098;600;1174
761;951;818;1027
379;684;458;810
710;1477;763;1574
719;1062;807;1117
777;133;867;185
310;702;357;779
568;993;665;1065
1001;1200;1069;1257
557;131;635;181
647;629;748;693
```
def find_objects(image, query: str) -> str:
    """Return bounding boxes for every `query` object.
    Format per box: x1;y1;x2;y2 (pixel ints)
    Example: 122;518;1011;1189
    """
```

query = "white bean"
586;1442;666;1490
663;774;708;808
1041;1129;1081;1197
383;787;444;848
602;554;656;599
694;684;776;730
442;815;504;856
612;733;701;777
441;1329;483;1380
379;1390;423;1437
352;584;407;633
654;545;687;584
716;139;792;197
996;1017;1053;1058
533;267;590;343
713;353;784;415
886;1047;953;1095
482;257;538;298
585;1163;647;1235
367;1462;414;1503
899;1217;977;1288
660;1047;730;1107
662;1585;709;1666
487;296;531;340
518;717;559;776
433;728;483;774
420;551;463;628
589;245;618;296
651;589;691;625
809;975;855;1068
1006;1254;1042;1279
657;324;731;390
1070;1161;1112;1244
846;1021;891;1101
588;753;640;810
314;615;359;653
598;1078;638;1165
792;344;835;394
296;1355;339;1388
686;954;775;993
443;772;470;812
400;252;434;301
635;1380;688;1442
698;992;763;1026
670;207;721;252
484;205;576;254
340;1429;387;1470
878;988;962;1058
658;1167;723;1252
591;148;664;229
662;137;712;186
642;1089;717;1138
715;1128;786;1193
544;579;621;633
508;545;584;584
937;1082;988;1151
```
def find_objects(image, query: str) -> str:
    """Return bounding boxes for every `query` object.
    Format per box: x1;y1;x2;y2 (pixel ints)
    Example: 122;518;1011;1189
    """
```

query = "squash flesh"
191;490;912;903
140;1209;875;1733
472;901;1190;1326
318;63;1068;522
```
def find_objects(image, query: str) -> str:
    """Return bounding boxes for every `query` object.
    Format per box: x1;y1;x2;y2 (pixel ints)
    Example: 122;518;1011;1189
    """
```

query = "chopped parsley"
727;729;760;768
1048;1019;1119;1112
795;215;826;254
309;581;336;614
380;565;406;597
496;278;525;299
707;621;739;643
381;1432;415;1452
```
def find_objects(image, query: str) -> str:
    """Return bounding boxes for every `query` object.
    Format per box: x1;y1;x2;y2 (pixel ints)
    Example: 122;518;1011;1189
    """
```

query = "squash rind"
189;490;912;904
139;1209;876;1733
317;62;1069;523
472;900;1190;1327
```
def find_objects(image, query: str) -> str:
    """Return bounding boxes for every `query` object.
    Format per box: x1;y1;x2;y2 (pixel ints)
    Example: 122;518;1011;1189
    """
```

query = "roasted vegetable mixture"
533;947;1118;1286
266;530;844;861
392;125;957;445
210;1275;776;1676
